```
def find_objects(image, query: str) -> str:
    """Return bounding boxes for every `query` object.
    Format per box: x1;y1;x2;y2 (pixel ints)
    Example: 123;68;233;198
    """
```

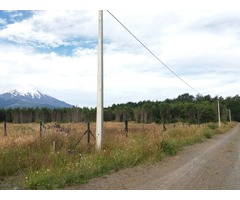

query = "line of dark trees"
0;93;239;124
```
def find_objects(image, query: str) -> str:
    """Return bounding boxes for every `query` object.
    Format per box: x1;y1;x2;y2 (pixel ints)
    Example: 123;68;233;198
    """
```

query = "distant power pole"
96;10;104;151
218;100;221;127
229;109;232;123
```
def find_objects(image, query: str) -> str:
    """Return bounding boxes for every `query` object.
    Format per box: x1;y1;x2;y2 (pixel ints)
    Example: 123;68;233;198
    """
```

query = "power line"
107;10;200;95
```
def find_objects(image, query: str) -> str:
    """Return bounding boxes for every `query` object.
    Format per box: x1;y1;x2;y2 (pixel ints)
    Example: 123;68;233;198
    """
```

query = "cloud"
0;18;6;25
0;44;97;105
9;11;23;19
0;11;97;48
1;9;240;107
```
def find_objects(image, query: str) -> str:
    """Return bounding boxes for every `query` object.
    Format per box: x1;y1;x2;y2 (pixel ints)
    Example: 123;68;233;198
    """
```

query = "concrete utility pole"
229;109;232;123
218;100;221;127
96;10;104;150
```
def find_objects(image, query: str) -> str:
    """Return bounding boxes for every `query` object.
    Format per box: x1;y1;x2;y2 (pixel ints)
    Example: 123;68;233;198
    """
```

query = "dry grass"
0;123;39;149
0;121;236;189
0;122;209;150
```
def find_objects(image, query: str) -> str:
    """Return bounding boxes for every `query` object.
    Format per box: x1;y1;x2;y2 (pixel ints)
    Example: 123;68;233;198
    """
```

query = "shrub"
160;140;179;155
208;123;218;130
204;129;213;138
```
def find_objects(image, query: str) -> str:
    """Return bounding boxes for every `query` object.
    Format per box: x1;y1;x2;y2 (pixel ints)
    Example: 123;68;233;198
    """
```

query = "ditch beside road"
76;123;240;189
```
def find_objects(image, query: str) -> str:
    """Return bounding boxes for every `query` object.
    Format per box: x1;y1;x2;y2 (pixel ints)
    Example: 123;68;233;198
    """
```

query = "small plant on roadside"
160;140;179;155
204;129;213;138
208;123;218;130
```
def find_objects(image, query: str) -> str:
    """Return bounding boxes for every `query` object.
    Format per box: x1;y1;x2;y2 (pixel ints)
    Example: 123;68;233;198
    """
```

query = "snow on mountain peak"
0;87;73;108
9;87;43;99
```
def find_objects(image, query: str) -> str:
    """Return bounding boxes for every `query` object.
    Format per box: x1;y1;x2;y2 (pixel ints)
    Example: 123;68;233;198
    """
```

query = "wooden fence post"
4;122;7;136
87;122;90;145
163;122;167;132
40;122;42;137
124;119;128;137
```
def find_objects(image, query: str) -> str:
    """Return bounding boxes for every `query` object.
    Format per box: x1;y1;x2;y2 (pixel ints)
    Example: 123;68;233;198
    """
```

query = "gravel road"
77;124;240;190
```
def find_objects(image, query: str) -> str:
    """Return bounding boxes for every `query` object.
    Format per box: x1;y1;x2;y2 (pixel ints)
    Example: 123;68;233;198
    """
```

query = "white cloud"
1;9;240;107
0;18;6;25
10;11;23;19
0;11;97;48
0;44;97;105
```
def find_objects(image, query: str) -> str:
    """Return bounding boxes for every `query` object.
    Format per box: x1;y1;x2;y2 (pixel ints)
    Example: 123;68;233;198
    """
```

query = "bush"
208;123;218;130
160;140;179;155
204;129;213;138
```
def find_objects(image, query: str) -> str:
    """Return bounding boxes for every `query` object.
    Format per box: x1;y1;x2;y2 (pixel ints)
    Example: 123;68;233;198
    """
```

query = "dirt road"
77;124;240;190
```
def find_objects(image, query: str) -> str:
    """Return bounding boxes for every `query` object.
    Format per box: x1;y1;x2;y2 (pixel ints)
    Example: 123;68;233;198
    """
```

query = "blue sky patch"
0;10;33;26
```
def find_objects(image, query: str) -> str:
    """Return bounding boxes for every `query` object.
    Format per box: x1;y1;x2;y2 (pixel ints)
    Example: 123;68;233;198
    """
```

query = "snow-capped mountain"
0;88;73;108
4;88;42;99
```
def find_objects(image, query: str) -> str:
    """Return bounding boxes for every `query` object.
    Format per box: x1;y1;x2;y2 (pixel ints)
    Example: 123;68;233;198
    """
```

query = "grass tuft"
160;140;179;155
204;129;213;138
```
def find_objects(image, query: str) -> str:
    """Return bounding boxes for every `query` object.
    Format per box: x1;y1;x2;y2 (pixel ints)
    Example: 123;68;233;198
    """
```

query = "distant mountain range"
0;88;73;108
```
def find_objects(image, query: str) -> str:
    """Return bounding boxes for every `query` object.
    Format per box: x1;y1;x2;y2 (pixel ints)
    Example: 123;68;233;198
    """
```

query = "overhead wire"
106;10;200;95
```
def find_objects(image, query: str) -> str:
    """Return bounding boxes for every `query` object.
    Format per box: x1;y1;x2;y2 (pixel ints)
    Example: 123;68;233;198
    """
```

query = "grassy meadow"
0;121;236;189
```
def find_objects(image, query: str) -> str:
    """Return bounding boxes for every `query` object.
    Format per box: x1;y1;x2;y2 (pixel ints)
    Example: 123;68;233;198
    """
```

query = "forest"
0;93;240;124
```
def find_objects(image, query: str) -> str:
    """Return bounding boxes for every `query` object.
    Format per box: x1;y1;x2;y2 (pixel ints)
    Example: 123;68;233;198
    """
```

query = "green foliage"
160;140;179;155
208;123;218;130
0;148;29;176
204;129;213;138
1;93;239;124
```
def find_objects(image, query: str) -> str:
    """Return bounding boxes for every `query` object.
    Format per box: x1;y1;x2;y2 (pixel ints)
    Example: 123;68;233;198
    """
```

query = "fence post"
163;121;167;132
87;122;90;145
4;122;7;136
40;122;42;137
124;119;128;137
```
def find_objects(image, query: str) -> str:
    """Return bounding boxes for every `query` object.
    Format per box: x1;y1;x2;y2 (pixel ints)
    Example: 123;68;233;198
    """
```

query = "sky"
1;1;240;107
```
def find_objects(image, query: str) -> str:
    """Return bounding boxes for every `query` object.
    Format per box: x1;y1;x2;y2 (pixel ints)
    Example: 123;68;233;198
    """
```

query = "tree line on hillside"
0;93;239;124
